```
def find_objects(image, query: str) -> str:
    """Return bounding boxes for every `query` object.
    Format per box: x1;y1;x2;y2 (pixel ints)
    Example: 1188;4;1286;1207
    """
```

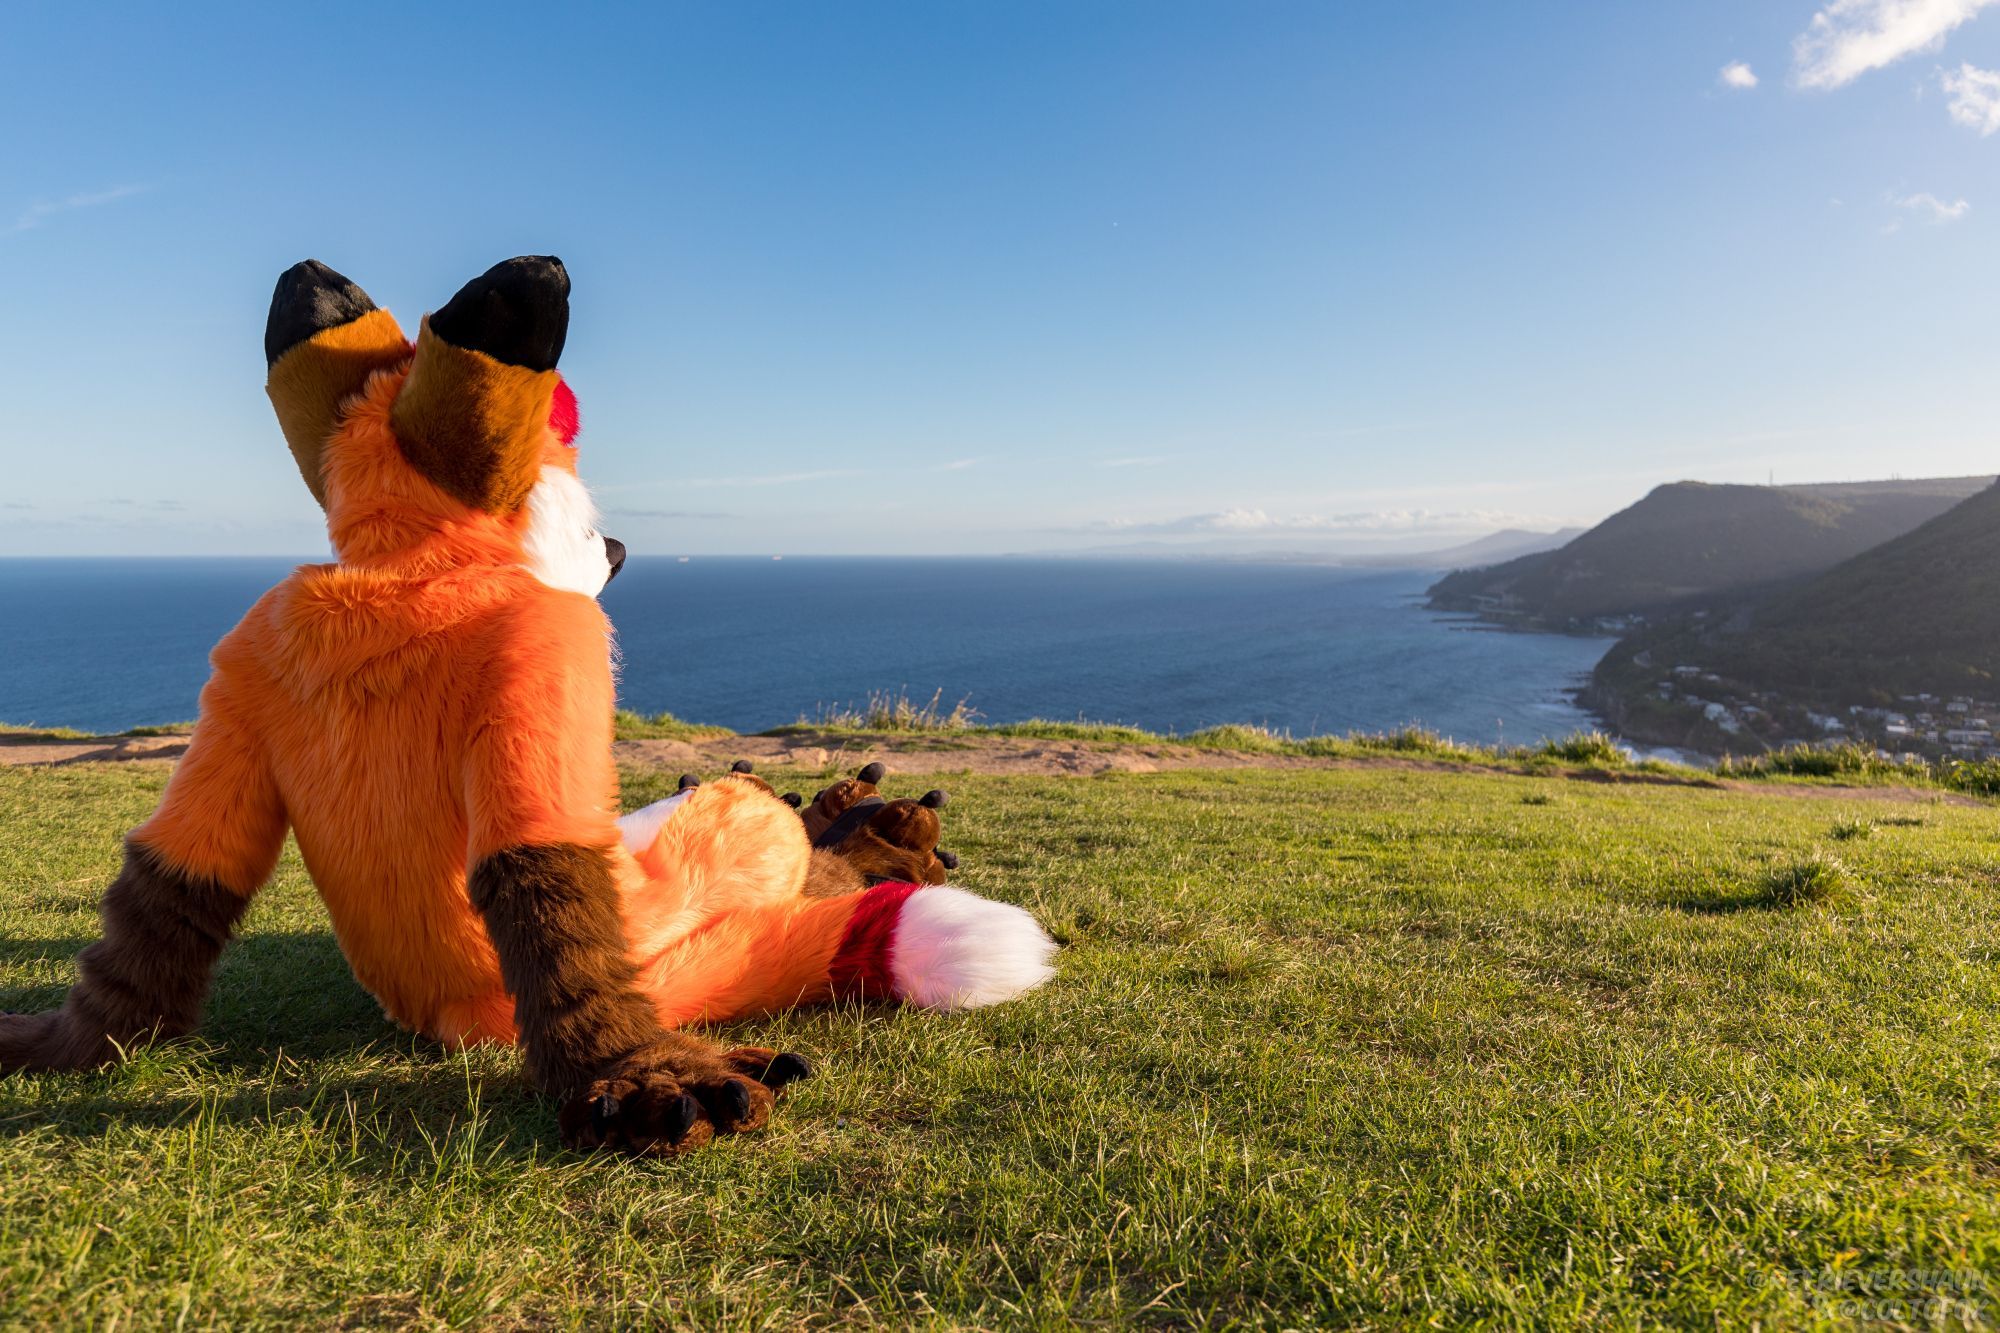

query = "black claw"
592;1093;620;1132
920;788;948;809
781;792;804;808
936;848;959;871
664;1093;701;1143
720;1080;752;1121
763;1052;813;1088
731;759;754;774
678;773;701;791
856;762;887;785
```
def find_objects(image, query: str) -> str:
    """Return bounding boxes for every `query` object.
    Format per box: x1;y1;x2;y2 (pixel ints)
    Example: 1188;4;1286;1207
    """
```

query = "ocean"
0;557;1612;742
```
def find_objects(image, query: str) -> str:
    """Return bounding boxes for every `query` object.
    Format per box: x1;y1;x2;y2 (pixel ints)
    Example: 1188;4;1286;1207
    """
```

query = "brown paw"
0;1010;98;1075
559;1069;712;1156
799;763;887;840
558;1046;808;1157
836;799;954;886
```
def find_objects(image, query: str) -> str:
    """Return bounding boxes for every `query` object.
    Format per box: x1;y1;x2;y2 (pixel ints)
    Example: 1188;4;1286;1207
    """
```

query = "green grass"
610;709;734;742
4;762;2000;1325
1718;742;2000;799
0;723;193;742
977;719;1165;744
1761;851;1851;910
0;724;92;741
790;688;982;733
776;710;1605;770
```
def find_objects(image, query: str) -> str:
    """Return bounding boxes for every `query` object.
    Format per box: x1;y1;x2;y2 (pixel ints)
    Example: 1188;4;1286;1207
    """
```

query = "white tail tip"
891;886;1058;1010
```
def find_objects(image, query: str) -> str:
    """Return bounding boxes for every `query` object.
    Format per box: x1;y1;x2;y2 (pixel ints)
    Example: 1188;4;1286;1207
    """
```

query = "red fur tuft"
549;378;580;446
829;881;921;1001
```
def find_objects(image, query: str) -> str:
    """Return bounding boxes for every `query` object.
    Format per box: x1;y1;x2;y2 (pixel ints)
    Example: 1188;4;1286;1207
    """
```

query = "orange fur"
391;319;561;513
139;364;873;1047
265;308;412;506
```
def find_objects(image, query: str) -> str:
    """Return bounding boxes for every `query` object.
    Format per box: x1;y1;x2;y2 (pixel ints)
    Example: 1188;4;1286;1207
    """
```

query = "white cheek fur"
522;466;613;597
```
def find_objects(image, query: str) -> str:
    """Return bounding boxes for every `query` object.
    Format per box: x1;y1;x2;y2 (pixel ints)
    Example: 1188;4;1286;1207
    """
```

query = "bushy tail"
830;883;1057;1010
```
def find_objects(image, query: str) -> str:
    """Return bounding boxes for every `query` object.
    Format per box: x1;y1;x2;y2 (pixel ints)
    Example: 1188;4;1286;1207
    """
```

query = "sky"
1;0;1996;557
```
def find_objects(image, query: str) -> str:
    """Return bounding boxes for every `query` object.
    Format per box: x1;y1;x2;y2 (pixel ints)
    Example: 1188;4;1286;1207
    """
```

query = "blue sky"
3;1;1996;556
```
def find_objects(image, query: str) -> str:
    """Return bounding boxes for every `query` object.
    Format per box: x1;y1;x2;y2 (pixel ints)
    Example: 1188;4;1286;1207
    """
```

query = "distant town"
1642;657;2000;762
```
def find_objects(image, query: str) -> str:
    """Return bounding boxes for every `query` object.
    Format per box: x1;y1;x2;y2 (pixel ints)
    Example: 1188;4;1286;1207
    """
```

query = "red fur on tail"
828;881;922;1001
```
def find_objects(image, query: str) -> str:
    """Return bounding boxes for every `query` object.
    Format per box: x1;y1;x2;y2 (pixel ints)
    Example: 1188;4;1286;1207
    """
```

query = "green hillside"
1428;476;1992;628
1601;479;2000;709
5;758;2000;1325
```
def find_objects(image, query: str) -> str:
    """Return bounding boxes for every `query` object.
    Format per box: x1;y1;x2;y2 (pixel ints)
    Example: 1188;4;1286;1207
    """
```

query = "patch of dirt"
3;728;1987;807
609;731;1483;780
0;734;189;767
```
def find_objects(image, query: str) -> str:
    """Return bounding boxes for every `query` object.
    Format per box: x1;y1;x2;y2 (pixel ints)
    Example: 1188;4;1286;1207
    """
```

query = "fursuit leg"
0;677;285;1071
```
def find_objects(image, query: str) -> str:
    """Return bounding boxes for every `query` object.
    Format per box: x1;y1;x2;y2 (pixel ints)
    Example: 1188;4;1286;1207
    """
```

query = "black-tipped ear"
429;255;569;371
856;762;887;785
678;773;701;792
731;759;755;774
780;792;803;809
919;789;948;809
265;260;379;367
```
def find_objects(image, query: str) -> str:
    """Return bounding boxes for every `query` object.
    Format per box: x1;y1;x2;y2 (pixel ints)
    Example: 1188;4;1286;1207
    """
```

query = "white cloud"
1719;61;1760;89
603;507;735;520
1793;0;2000;89
9;183;148;235
1942;61;2000;131
1895;190;1972;221
681;467;860;489
1074;507;1557;538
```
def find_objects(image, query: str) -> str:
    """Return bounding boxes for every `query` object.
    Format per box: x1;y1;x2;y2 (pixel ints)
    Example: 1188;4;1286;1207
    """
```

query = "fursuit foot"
557;1043;813;1157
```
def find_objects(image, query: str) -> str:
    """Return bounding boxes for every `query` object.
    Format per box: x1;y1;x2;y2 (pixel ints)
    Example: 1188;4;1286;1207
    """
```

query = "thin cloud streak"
680;468;860;490
1065;507;1563;538
603;507;736;520
10;183;149;234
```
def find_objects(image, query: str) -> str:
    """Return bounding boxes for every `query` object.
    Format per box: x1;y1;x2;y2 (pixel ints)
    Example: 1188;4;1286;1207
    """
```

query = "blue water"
0;557;1611;742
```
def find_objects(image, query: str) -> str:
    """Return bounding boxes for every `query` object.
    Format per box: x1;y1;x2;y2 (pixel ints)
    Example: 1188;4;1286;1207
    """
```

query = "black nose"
603;536;627;583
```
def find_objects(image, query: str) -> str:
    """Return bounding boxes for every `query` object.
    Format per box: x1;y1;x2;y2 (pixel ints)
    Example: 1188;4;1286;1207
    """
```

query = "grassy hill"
5;757;2000;1325
1428;476;1993;628
1598;479;2000;712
